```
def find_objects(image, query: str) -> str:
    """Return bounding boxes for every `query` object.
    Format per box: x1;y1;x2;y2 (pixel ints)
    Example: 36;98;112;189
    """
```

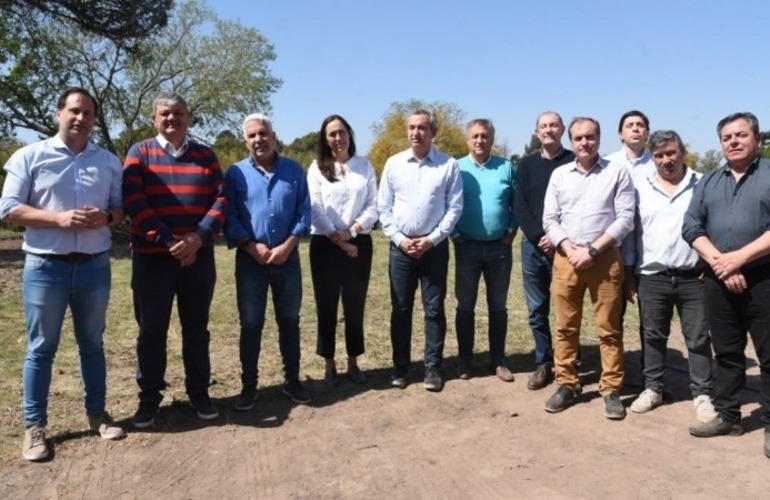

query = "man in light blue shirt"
452;118;517;382
0;87;125;461
623;130;716;423
225;113;311;408
378;109;463;391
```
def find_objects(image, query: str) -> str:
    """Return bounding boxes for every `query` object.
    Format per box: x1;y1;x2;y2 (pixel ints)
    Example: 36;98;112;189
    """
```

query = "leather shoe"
347;363;367;384
456;358;471;380
493;364;515;383
527;364;553;390
544;385;578;413
764;430;770;459
324;364;338;387
688;417;744;438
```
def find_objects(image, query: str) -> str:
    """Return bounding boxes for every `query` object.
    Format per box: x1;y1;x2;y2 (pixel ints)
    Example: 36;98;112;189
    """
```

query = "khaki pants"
551;248;625;395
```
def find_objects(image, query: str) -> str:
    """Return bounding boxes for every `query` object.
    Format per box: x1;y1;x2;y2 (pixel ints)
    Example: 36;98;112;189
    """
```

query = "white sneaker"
693;395;718;423
630;389;663;413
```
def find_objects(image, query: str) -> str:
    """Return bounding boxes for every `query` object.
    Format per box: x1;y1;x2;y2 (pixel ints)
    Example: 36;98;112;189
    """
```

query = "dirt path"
1;343;768;499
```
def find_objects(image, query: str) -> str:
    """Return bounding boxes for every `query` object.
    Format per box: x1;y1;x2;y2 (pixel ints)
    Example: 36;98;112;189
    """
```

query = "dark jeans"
235;248;302;386
132;247;216;404
521;239;553;366
703;269;770;429
309;235;372;359
637;273;713;396
389;240;449;372
454;238;512;363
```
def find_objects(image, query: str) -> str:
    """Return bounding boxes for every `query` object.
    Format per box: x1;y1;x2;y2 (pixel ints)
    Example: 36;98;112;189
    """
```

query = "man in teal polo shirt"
452;118;518;382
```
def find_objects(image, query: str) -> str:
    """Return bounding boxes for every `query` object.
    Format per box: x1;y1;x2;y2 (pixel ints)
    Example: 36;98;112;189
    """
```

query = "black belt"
654;267;704;279
32;251;106;262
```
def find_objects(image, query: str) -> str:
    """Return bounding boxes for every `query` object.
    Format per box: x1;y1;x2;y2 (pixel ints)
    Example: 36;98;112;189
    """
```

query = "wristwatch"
588;246;599;259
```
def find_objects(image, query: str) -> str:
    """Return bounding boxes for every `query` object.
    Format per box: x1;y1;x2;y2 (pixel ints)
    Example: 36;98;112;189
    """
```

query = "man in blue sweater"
452;118;518;382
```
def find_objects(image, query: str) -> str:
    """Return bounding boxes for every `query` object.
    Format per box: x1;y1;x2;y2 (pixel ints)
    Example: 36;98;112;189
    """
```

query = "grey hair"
466;118;495;138
242;112;274;138
536;111;564;128
152;91;189;115
648;130;686;154
567;117;601;140
411;109;438;131
717;112;760;137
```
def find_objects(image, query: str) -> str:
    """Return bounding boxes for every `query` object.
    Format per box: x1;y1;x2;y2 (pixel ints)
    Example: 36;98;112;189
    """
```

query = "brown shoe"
527;364;553;391
493;364;515;383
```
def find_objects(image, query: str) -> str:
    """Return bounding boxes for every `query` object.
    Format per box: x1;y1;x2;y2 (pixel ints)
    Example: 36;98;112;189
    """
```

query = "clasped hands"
399;237;433;259
710;250;747;294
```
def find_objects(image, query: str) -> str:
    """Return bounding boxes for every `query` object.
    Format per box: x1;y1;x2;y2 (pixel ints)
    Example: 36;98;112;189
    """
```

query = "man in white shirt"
623;130;716;423
377;109;463;392
542;117;635;419
604;110;655;179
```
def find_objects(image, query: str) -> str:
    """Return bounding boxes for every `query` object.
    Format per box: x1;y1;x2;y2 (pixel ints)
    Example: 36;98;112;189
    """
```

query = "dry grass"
0;232;639;466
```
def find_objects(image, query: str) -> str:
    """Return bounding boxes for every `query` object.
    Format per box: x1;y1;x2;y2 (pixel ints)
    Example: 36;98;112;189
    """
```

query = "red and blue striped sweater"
122;137;227;253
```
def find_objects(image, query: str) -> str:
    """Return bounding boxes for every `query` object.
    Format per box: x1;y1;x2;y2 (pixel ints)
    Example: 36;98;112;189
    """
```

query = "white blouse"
307;155;379;236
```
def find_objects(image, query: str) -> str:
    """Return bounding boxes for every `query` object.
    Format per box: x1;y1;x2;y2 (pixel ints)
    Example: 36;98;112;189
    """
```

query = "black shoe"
544;385;577;413
347;363;367;384
283;380;311;404
456;358;471;380
527;364;553;391
424;367;443;392
390;367;408;389
689;417;744;438
133;401;160;429
234;385;258;411
190;395;219;420
324;364;338;387
764;430;770;459
603;391;626;420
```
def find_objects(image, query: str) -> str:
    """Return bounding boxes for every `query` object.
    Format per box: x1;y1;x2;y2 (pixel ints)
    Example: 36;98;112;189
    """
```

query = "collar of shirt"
469;154;493;168
719;155;761;176
645;167;700;200
156;134;189;158
250;152;280;176
567;156;607;174
408;146;437;165
50;134;99;156
624;149;651;167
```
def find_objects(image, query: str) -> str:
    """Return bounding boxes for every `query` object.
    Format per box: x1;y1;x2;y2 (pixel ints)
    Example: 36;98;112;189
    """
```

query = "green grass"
0;232;639;466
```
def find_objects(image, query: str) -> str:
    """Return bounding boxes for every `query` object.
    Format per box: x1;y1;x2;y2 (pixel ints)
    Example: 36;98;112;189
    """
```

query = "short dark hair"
57;87;98;112
648;130;686;155
717;112;760;137
317;114;357;183
617;110;649;133
568;117;601;140
410;109;437;131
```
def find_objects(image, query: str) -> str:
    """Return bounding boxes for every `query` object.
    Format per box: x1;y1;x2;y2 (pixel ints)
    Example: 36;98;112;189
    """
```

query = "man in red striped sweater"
123;91;227;428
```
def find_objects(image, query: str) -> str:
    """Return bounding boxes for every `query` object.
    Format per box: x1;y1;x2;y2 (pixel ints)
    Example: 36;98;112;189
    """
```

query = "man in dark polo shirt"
682;111;770;459
513;111;575;390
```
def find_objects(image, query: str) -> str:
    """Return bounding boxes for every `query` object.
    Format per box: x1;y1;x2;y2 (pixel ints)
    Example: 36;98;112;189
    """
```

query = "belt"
32;251;106;262
654;267;704;279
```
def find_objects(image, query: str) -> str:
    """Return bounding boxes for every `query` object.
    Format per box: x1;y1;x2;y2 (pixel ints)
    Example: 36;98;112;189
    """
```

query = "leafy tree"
696;149;723;173
523;133;542;156
2;0;172;46
0;0;282;157
368;99;467;177
212;130;245;171
761;131;770;159
281;131;319;169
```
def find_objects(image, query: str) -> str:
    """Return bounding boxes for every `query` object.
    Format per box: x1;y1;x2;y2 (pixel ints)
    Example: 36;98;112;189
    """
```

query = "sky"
211;0;769;158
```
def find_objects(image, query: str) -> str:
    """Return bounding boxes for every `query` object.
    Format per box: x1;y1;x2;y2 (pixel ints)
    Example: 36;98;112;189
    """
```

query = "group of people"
1;87;768;463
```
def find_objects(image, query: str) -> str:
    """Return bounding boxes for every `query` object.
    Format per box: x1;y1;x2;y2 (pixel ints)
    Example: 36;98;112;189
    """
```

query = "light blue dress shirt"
0;136;123;254
377;146;463;247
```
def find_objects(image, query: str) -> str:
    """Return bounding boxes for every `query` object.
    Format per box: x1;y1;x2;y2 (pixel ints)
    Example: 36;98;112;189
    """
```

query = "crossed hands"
710;250;747;294
243;241;295;266
561;241;594;270
170;232;203;267
399;237;434;259
57;205;109;230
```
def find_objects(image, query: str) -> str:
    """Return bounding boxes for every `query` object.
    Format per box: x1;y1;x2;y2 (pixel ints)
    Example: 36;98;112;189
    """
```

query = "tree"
2;1;172;46
523;134;542;156
212;130;245;171
0;0;282;157
761;131;770;159
368;99;467;177
281;131;319;169
694;149;723;173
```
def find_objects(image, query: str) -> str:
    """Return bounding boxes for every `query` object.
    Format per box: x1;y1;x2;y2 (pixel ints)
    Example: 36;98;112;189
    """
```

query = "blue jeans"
235;248;302;386
22;252;111;427
132;248;216;403
521;239;553;366
454;239;512;363
389;240;448;372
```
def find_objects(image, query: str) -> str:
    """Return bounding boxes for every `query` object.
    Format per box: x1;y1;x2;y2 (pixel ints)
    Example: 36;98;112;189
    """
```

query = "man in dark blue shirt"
682;111;770;459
